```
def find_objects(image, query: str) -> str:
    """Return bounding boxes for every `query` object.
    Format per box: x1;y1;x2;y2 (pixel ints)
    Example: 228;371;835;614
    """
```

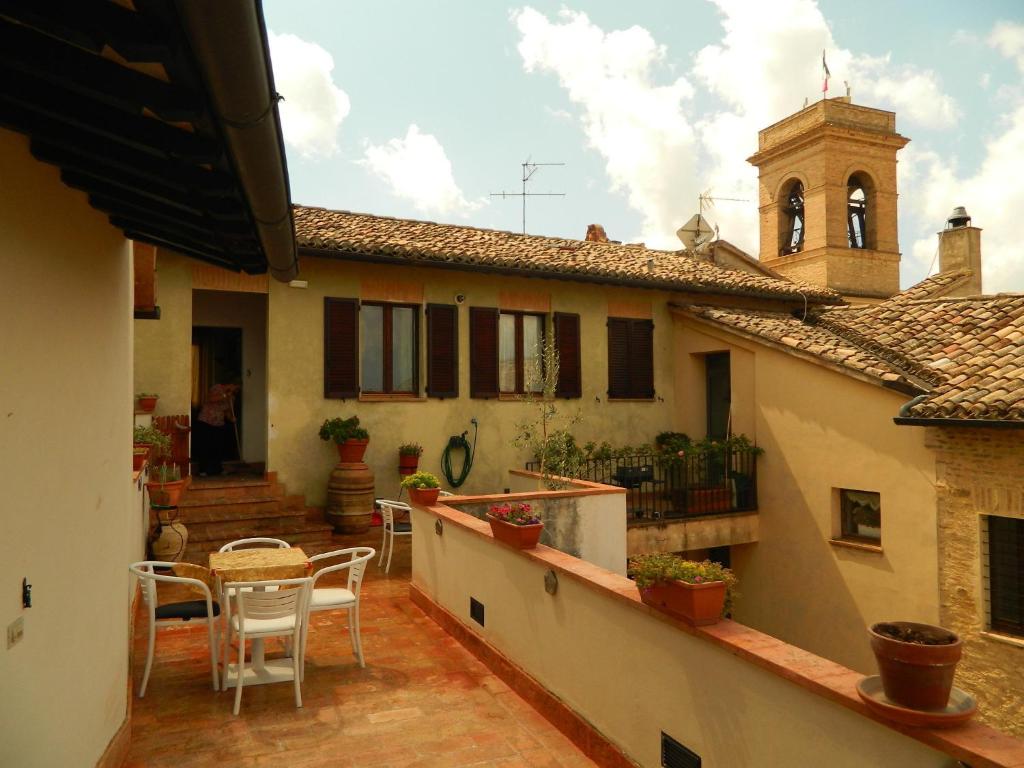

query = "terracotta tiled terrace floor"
125;534;598;768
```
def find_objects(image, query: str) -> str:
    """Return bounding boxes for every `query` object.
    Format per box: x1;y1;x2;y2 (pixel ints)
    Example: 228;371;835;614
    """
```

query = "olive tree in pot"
628;554;738;626
319;416;370;463
402;471;441;506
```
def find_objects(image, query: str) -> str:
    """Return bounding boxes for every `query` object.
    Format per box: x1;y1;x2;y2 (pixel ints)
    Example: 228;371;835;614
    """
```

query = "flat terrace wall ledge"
411;499;1024;768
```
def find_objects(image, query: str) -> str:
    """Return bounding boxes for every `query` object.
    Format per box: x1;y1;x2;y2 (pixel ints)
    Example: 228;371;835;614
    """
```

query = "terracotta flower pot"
146;477;188;507
398;454;420;476
869;622;962;711
336;438;369;464
638;579;727;626
137;395;158;413
408;487;440;507
133;447;149;472
486;515;544;549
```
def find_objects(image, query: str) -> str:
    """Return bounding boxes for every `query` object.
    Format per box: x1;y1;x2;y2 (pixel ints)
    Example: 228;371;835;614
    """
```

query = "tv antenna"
490;159;565;234
677;190;748;253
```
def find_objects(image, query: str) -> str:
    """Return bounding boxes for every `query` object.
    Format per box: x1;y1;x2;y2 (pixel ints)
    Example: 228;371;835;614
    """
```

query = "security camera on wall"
455;294;466;304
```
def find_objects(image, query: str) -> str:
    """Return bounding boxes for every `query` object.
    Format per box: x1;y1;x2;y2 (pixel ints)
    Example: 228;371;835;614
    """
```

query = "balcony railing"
526;448;759;520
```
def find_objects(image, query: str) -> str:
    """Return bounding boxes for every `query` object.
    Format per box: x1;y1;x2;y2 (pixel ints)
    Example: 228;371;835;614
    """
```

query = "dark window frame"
839;488;881;544
360;301;420;395
987;515;1024;637
499;310;546;395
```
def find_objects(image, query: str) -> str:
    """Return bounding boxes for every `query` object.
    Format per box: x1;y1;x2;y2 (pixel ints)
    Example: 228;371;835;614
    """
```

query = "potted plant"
401;471;441;506
145;463;188;506
319;416;369;463
398;442;423;475
133;446;149;472
136;392;159;413
487;502;544;549
869;622;962;711
133;424;171;464
628;554;738;626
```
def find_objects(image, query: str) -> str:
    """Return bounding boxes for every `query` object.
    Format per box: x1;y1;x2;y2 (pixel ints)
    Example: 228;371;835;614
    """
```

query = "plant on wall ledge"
401;470;441;506
628;554;738;626
319;416;370;463
134;424;171;458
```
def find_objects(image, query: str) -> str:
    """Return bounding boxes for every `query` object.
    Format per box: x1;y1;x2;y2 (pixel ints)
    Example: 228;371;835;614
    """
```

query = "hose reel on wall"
442;418;478;488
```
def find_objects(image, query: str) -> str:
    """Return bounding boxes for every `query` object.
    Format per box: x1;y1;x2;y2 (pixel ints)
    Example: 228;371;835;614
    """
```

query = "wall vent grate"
469;597;485;626
661;732;700;768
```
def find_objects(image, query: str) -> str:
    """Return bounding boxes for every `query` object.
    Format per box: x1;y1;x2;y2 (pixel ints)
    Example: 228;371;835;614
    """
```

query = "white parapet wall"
410;500;1024;768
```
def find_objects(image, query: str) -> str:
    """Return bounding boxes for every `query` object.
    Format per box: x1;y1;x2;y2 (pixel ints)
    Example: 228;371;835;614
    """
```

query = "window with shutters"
324;297;359;399
554;312;582;398
986;515;1024;636
426;304;458;398
469;307;500;398
360;302;419;394
498;311;545;394
607;317;654;399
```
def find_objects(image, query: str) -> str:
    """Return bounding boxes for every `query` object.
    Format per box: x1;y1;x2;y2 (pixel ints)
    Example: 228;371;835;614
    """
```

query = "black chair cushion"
155;600;220;621
393;521;412;533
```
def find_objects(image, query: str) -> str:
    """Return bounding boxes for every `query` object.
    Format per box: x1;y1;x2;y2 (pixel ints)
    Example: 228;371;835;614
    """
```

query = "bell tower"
747;97;909;302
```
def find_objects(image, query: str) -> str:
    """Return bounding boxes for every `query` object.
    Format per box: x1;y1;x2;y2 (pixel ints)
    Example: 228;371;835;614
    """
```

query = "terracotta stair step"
181;525;336;563
186;518;334;544
178;496;289;518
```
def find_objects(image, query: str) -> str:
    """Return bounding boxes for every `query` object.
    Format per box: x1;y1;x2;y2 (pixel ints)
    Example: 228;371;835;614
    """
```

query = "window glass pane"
523;315;544;392
361;305;384;392
499;314;516;392
840;489;881;541
392;306;416;392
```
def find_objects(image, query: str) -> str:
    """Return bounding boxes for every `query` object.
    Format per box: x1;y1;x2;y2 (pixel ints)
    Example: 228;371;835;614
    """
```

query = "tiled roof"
293;205;842;303
682;273;1024;422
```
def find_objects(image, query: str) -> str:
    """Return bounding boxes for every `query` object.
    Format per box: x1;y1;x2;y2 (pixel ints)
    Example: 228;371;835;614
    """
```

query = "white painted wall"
0;129;138;766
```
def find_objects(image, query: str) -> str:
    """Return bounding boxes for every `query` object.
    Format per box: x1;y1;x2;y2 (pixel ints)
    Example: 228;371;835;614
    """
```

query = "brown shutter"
631;319;655;398
324;297;359;398
426;304;459;398
469;307;499;398
607;317;630;398
554;312;582;398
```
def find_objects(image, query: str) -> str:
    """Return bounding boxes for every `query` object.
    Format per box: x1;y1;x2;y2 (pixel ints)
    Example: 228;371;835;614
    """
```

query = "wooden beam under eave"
91;194;255;243
61;169;246;221
112;217;262;266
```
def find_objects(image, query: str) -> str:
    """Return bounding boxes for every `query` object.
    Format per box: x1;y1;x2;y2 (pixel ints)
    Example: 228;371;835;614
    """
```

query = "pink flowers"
488;502;541;526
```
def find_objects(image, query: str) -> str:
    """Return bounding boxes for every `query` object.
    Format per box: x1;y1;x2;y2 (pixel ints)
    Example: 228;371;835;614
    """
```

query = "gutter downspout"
176;0;298;282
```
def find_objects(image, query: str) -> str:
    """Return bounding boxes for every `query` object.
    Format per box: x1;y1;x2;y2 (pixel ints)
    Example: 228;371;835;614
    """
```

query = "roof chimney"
937;206;982;296
585;224;609;243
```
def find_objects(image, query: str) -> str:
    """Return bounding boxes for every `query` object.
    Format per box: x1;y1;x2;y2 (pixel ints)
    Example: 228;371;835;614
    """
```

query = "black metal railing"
526;448;759;521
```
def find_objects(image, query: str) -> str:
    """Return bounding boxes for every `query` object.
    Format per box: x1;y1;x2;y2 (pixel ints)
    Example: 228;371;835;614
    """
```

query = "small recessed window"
840;489;881;543
986;515;1024;637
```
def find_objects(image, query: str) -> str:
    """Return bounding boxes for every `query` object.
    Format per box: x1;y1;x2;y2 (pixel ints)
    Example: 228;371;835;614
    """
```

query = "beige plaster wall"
267;257;676;505
929;427;1024;736
134;249;192;419
674;319;939;673
192;290;268;462
0;129;138;767
411;505;952;768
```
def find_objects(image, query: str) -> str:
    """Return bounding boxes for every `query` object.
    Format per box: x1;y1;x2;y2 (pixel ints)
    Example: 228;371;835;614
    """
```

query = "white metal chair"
439;490;455;497
303;547;376;670
222;577;312;715
129;561;220;697
219;537;290;552
377;499;412;573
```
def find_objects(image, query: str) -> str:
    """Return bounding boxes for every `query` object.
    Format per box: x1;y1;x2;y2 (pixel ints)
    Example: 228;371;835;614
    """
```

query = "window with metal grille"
987;515;1024;636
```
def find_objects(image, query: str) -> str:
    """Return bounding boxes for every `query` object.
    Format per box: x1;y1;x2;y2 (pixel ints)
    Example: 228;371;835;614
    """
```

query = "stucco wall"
267;257;676;504
675;318;939;674
0;129;138;767
929;427;1024;736
411;504;953;768
134;249;192;419
192;290;268;462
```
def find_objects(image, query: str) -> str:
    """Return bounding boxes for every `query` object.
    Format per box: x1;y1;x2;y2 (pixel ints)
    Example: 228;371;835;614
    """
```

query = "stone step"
178;496;293;521
182;524;336;564
183;473;282;502
186;516;333;544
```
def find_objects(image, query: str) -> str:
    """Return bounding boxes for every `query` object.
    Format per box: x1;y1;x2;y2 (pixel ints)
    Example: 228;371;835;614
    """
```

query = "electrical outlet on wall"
7;616;24;649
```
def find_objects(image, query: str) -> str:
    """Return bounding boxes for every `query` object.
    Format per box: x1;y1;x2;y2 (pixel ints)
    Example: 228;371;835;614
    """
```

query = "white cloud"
512;1;961;256
268;32;350;158
512;7;697;248
990;21;1024;73
361;125;483;217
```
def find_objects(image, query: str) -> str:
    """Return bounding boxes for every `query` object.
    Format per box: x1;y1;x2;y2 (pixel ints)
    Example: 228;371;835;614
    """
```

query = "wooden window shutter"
631;319;655;398
554;312;582;398
607;317;630;398
426;304;459;398
469;307;499;398
324;297;359;398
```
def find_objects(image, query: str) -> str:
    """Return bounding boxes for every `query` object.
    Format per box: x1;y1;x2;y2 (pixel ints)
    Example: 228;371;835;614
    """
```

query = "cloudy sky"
265;0;1024;291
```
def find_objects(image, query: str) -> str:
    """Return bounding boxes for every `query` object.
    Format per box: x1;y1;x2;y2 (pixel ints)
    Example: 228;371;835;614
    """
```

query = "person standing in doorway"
195;383;240;476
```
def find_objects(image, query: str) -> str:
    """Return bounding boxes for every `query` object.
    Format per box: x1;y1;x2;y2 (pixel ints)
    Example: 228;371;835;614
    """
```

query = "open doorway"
192;326;242;474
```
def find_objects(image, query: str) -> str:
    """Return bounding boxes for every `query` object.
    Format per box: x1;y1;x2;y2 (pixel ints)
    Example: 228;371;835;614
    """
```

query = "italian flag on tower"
822;49;831;94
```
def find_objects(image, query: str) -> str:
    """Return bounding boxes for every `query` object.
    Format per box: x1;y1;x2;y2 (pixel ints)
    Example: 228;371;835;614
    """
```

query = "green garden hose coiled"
442;418;478;488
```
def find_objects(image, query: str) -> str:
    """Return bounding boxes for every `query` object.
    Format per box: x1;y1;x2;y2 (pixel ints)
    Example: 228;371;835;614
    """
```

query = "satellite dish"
676;213;715;251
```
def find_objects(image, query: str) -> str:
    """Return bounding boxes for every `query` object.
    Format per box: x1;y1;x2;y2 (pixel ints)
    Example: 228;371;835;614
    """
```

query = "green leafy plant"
152;463;181;484
318;416;369;444
628;554;739;612
133;424;171;457
401;471;440;490
399;442;424;457
655;432;691;453
488;502;541;526
136;392;158;398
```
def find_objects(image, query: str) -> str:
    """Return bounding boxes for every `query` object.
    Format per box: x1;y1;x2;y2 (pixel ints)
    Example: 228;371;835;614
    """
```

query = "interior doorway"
705;352;731;439
192;326;243;471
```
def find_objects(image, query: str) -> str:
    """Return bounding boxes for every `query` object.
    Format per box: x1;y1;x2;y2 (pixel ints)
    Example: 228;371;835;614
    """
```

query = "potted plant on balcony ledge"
145;463;188;506
402;471;441;506
487;502;544;549
628;554;737;626
398;442;423;475
319;416;370;463
134;424;171;468
136;392;159;413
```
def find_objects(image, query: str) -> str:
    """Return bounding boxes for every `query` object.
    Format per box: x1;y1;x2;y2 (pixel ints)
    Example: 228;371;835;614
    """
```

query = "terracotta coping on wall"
416;501;1024;768
444;471;625;508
